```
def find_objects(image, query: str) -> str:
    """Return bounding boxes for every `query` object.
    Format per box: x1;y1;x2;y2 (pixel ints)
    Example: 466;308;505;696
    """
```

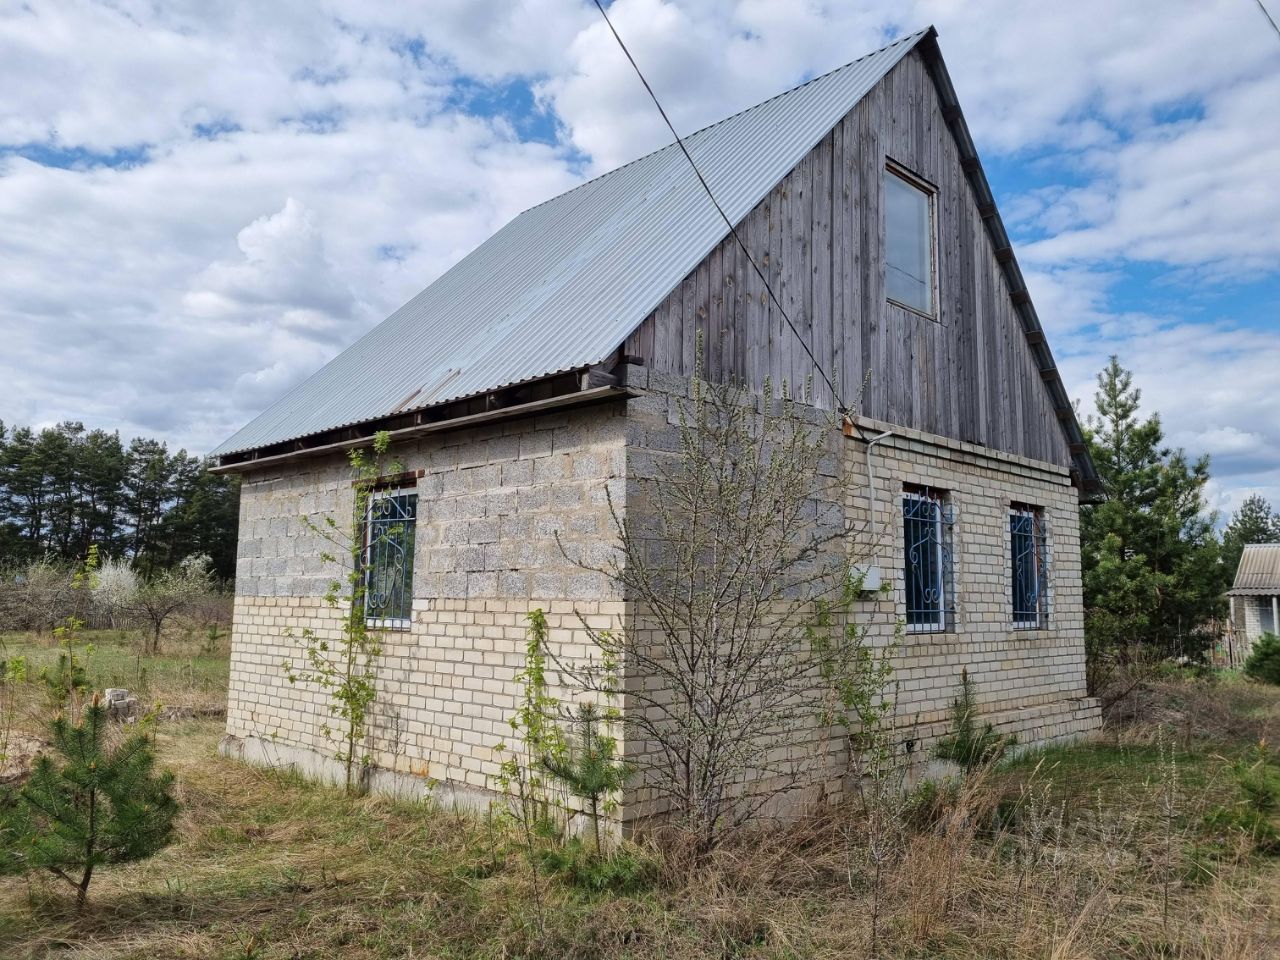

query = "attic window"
885;163;936;317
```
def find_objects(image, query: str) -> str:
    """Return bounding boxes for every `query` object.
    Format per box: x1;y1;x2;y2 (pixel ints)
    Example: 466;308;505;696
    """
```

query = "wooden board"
625;49;1072;469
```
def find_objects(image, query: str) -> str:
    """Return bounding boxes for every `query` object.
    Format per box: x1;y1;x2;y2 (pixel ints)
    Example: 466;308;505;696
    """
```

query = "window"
903;486;952;632
1010;505;1047;628
363;487;418;628
885;164;935;316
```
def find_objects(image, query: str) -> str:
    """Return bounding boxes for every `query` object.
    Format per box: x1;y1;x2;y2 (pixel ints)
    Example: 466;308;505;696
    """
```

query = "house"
211;27;1102;818
1228;544;1280;655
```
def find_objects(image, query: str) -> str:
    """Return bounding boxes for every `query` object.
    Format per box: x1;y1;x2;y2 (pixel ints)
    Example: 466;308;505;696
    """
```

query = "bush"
1243;632;1280;685
536;837;657;894
1232;742;1280;813
1203;805;1280;856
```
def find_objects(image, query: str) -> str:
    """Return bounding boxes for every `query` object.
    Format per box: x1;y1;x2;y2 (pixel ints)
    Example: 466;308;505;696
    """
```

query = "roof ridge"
516;27;931;218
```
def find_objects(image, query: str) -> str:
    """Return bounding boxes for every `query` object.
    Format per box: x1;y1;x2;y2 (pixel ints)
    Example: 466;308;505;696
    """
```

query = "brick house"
211;27;1102;817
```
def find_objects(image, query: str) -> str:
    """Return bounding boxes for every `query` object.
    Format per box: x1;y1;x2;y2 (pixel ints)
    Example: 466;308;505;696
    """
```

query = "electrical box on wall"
852;562;882;593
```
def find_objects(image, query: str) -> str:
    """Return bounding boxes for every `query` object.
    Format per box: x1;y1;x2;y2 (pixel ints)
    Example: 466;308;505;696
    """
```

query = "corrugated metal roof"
1229;543;1280;595
211;29;930;458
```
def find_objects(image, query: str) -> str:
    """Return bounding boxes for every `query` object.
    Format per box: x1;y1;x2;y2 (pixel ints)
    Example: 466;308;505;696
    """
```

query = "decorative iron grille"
1010;505;1047;628
902;487;954;632
363;489;418;627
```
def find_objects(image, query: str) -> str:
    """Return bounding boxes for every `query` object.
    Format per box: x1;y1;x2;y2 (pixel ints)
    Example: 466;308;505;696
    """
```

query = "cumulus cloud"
0;0;1277;521
185;198;355;331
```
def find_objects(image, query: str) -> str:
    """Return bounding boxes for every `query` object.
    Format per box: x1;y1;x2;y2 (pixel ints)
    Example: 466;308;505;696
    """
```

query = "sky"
1;0;1277;518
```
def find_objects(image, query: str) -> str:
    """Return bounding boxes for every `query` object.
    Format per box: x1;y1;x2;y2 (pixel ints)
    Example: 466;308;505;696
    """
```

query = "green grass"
1;628;229;712
2;669;1279;958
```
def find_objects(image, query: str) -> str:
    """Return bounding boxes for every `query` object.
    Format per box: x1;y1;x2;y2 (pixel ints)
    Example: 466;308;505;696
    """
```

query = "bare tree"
128;555;212;655
563;375;870;852
0;560;75;635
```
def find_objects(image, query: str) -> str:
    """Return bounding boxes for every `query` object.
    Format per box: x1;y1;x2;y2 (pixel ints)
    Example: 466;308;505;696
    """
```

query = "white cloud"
185;198;354;326
0;0;1278;522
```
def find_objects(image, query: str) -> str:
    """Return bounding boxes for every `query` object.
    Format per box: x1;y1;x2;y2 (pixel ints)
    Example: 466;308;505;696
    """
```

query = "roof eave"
917;32;1101;498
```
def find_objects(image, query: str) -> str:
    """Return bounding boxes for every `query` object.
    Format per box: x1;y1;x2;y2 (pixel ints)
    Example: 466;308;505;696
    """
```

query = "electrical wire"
1255;0;1280;40
590;0;849;415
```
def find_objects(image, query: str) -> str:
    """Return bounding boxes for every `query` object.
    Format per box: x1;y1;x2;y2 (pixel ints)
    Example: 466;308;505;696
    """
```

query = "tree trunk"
76;864;93;910
77;784;96;911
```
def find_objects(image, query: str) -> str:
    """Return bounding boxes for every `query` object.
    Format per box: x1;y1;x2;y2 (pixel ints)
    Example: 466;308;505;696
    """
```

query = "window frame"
361;484;419;631
1009;503;1048;629
884;160;939;320
902;485;954;634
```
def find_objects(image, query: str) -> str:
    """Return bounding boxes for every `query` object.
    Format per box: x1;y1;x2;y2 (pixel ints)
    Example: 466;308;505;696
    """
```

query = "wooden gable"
624;43;1078;472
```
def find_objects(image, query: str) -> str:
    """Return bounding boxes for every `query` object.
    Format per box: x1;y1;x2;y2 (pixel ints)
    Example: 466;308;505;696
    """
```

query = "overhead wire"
1254;0;1280;40
589;0;851;417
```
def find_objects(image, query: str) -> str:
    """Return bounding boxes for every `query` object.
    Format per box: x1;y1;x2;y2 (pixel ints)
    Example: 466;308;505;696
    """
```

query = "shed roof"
1229;543;1280;596
212;30;928;458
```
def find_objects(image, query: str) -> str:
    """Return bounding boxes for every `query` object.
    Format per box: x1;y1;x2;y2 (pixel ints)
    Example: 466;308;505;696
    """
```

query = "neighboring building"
1228;544;1280;655
211;27;1102;820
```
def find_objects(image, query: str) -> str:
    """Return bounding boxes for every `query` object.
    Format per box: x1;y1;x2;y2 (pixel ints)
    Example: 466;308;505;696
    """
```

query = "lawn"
1;627;229;714
2;649;1279;958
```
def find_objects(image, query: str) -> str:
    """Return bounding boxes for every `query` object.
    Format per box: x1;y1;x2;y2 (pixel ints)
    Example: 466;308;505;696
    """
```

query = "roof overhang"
212;367;636;474
916;32;1103;502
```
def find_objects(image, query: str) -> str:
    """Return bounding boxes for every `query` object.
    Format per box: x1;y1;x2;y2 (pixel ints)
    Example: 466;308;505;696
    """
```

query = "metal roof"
211;29;930;458
1229;543;1280;596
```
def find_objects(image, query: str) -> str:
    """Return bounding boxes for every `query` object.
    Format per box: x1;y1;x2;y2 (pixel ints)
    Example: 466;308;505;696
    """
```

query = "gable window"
885;163;936;316
903;486;953;632
1010;504;1047;628
363;487;418;628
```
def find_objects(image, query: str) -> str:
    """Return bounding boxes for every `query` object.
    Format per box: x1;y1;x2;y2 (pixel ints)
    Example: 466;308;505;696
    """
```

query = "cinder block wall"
618;373;1099;820
223;403;630;808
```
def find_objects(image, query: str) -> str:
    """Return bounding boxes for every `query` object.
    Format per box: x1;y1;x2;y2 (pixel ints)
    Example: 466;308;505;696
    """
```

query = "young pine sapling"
0;696;179;909
541;702;630;858
934;668;1014;771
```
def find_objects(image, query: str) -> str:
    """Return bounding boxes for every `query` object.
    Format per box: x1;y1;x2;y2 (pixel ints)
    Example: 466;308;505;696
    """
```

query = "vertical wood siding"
624;50;1071;468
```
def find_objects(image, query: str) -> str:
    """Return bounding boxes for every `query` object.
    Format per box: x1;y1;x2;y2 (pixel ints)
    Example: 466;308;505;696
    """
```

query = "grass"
2;656;1280;957
1;627;229;715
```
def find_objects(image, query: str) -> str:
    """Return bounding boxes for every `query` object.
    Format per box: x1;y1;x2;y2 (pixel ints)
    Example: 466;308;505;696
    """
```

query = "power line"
1255;0;1280;40
589;0;848;414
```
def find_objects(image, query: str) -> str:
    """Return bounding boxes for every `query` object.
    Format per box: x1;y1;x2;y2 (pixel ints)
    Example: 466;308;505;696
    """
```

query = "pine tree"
0;420;238;570
541;703;630;857
934;668;1013;770
1082;357;1226;662
0;697;179;909
1222;494;1280;578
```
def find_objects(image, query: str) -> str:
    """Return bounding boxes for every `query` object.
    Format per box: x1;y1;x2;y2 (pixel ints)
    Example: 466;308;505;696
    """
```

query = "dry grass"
1;671;1279;958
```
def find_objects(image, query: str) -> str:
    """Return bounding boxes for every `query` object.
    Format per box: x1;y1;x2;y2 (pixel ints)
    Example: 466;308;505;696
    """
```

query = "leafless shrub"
0;560;75;634
560;373;870;854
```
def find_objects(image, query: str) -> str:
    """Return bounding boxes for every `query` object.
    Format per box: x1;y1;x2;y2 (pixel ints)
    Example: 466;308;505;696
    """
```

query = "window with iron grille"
1010;504;1047;628
363;488;417;628
902;486;953;632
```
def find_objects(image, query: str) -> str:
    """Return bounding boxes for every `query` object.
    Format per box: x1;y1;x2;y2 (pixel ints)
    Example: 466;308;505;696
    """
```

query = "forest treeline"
0;420;238;580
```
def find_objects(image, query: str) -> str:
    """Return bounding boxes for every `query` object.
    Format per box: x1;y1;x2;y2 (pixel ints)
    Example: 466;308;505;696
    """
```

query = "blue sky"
0;0;1277;517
